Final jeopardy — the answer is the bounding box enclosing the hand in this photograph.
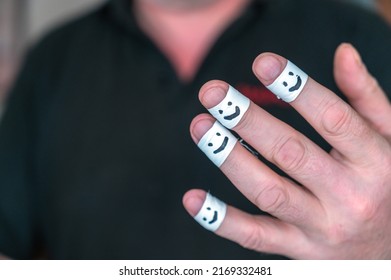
[183,43,391,259]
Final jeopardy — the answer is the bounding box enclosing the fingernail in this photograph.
[201,86,228,109]
[254,55,285,85]
[350,44,363,68]
[194,192,227,232]
[191,117,215,143]
[183,190,206,217]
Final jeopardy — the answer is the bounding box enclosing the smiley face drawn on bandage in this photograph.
[207,132,228,154]
[218,101,241,121]
[282,71,302,92]
[202,206,219,225]
[198,121,237,167]
[266,60,309,103]
[208,86,250,129]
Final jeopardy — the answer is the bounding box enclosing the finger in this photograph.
[334,43,391,136]
[199,81,341,198]
[253,53,388,166]
[182,189,309,258]
[190,114,324,228]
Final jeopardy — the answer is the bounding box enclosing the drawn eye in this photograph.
[289,72,294,76]
[283,82,288,87]
[202,207,212,221]
[207,133,222,148]
[228,101,232,106]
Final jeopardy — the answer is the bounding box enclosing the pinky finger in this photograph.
[182,189,308,258]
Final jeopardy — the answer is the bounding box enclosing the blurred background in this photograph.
[0,0,105,115]
[0,0,390,116]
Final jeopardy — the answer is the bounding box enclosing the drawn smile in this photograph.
[223,106,240,120]
[213,136,229,154]
[208,211,218,224]
[289,75,302,92]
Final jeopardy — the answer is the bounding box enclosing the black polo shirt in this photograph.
[1,0,391,259]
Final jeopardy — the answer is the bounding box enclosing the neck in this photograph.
[377,0,391,25]
[133,0,251,82]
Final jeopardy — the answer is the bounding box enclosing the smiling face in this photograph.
[266,60,309,103]
[202,206,219,224]
[282,71,302,92]
[209,86,250,129]
[207,131,229,154]
[198,121,238,167]
[218,101,241,121]
[194,193,227,232]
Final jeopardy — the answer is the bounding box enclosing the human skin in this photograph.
[183,43,391,259]
[139,0,222,10]
[133,0,250,81]
[377,0,391,25]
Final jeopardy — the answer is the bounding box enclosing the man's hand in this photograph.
[183,43,391,259]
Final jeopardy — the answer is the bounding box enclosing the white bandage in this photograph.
[208,85,250,129]
[197,121,237,167]
[266,60,308,102]
[194,192,227,232]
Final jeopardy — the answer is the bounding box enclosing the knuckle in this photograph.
[240,223,266,251]
[320,98,369,141]
[324,197,377,246]
[254,182,289,215]
[271,135,309,175]
[321,98,354,137]
[351,196,378,222]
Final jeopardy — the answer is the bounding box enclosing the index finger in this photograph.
[252,53,388,166]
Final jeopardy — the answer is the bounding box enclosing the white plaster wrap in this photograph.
[266,60,308,102]
[197,121,237,167]
[194,192,227,232]
[208,85,250,129]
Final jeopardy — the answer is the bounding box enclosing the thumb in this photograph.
[334,43,391,136]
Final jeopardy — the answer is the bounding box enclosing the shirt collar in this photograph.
[106,0,267,35]
[106,0,140,35]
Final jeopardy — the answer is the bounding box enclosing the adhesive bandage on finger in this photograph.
[266,60,309,102]
[198,121,238,167]
[208,85,250,129]
[194,192,227,232]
